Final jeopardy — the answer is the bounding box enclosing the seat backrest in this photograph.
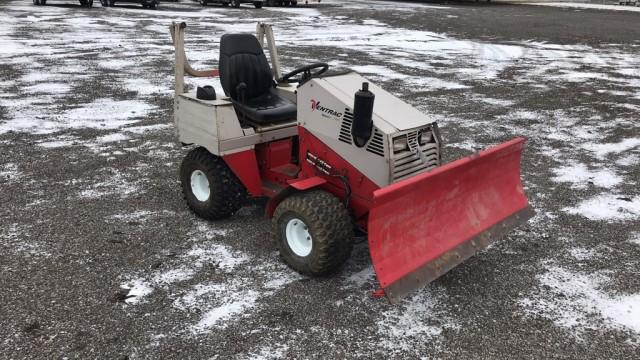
[219,33,273,100]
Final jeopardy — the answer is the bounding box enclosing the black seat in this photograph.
[219,33,296,124]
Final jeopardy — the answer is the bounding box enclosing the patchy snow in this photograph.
[123,124,171,134]
[564,194,640,221]
[630,232,640,246]
[185,244,249,271]
[478,96,516,107]
[0,163,22,181]
[569,247,597,261]
[377,287,456,351]
[22,82,71,94]
[96,133,131,143]
[64,99,156,130]
[121,279,154,305]
[191,289,260,333]
[124,78,170,96]
[240,344,289,360]
[520,265,640,334]
[615,153,639,167]
[525,2,640,14]
[343,266,375,289]
[582,138,640,159]
[551,162,623,189]
[79,172,142,199]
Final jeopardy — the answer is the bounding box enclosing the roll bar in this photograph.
[169,21,284,98]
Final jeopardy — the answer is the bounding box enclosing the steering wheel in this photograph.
[278,63,329,84]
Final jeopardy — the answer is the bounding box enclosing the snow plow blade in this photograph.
[368,137,534,303]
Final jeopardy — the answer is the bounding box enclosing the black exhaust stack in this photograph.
[351,82,375,148]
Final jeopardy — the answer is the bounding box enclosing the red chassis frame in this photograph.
[222,126,380,230]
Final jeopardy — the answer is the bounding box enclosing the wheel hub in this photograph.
[285,218,312,257]
[190,170,210,202]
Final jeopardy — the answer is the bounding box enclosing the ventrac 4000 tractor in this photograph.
[169,23,534,302]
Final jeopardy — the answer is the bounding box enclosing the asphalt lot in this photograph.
[1,0,639,359]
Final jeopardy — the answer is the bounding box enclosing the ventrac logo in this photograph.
[310,99,342,118]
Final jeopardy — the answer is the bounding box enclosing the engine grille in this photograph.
[391,129,440,182]
[339,109,385,157]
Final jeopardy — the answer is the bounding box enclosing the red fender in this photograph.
[223,150,262,197]
[265,177,327,218]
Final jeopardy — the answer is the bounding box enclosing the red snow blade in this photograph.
[368,137,534,303]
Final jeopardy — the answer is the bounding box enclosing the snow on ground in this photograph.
[525,2,640,13]
[520,264,640,334]
[551,161,623,189]
[1,0,639,357]
[0,163,22,182]
[564,194,640,221]
[377,287,457,352]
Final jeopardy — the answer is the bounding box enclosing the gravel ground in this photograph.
[1,1,639,359]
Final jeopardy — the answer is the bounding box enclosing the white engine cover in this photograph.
[297,72,439,187]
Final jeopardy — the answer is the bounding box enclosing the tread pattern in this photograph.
[180,147,246,220]
[273,190,353,276]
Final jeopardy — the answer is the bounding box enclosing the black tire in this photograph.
[231,0,240,7]
[148,1,157,8]
[109,0,115,6]
[33,0,39,5]
[100,0,107,5]
[87,0,94,7]
[41,0,46,4]
[291,0,296,5]
[254,1,262,8]
[221,1,229,6]
[199,0,207,5]
[180,147,245,220]
[273,190,353,276]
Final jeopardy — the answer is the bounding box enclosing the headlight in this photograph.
[392,137,408,152]
[418,131,432,145]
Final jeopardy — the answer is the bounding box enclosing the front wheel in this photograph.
[100,0,108,6]
[199,0,207,5]
[254,1,262,8]
[180,147,246,220]
[231,0,240,7]
[273,191,354,276]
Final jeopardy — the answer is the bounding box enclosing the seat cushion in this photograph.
[233,92,297,124]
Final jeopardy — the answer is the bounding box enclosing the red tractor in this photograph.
[170,23,533,302]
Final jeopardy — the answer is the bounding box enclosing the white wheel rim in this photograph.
[190,170,210,202]
[285,218,312,257]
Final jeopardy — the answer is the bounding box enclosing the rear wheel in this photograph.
[180,147,246,220]
[254,1,262,8]
[199,0,207,5]
[33,0,40,5]
[100,0,108,6]
[273,191,354,276]
[231,0,240,7]
[109,0,115,6]
[221,1,229,6]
